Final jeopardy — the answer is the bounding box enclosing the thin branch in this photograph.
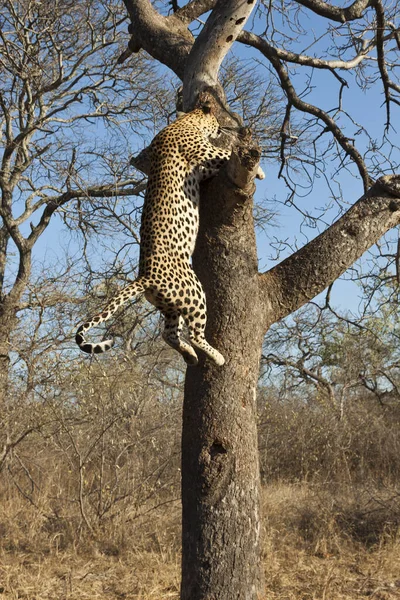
[372,0,391,131]
[238,31,371,190]
[263,352,337,409]
[175,0,218,24]
[238,31,371,70]
[0,427,35,471]
[278,102,292,179]
[294,0,372,23]
[26,181,146,247]
[260,176,400,326]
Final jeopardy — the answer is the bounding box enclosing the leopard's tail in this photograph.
[75,279,147,354]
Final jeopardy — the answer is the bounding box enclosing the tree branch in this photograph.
[0,190,27,254]
[121,0,193,78]
[260,175,400,326]
[0,426,36,471]
[182,0,258,109]
[238,30,371,190]
[26,181,146,247]
[294,0,372,22]
[264,353,337,410]
[372,0,392,130]
[238,31,371,70]
[175,0,218,24]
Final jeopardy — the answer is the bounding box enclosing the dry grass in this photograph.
[1,483,400,599]
[0,484,182,599]
[0,550,180,599]
[0,500,182,600]
[261,484,400,599]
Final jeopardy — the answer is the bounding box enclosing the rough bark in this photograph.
[0,302,16,405]
[294,0,371,22]
[181,143,265,599]
[122,0,193,78]
[0,187,31,404]
[122,0,259,117]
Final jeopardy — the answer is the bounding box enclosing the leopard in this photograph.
[75,101,264,366]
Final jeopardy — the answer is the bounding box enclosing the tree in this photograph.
[0,0,177,491]
[262,299,400,421]
[115,0,400,597]
[0,0,170,404]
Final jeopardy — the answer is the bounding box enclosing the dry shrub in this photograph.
[258,394,400,484]
[262,483,400,552]
[2,479,400,599]
[0,354,183,552]
[261,483,400,600]
[0,487,181,599]
[2,360,400,598]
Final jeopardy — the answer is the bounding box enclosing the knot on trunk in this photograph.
[199,439,233,504]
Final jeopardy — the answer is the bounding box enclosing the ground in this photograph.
[0,484,399,599]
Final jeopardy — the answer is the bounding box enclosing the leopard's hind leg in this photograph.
[186,319,225,366]
[162,313,199,366]
[180,271,225,367]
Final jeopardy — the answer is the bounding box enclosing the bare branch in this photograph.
[26,181,146,247]
[294,0,372,22]
[182,0,258,108]
[0,426,36,471]
[260,175,400,325]
[264,352,337,410]
[238,30,372,190]
[0,189,27,254]
[238,31,371,71]
[121,0,193,77]
[372,0,391,131]
[175,0,218,24]
[278,102,292,179]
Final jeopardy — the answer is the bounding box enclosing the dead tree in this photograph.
[0,0,172,478]
[0,0,167,402]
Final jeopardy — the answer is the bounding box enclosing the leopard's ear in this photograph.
[196,89,216,113]
[201,102,212,115]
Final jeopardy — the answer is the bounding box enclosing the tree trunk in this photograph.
[181,147,265,599]
[0,302,16,405]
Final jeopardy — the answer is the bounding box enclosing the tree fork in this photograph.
[181,142,265,599]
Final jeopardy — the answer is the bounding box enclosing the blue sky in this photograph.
[26,1,400,318]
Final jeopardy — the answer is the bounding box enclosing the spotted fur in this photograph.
[76,104,232,366]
